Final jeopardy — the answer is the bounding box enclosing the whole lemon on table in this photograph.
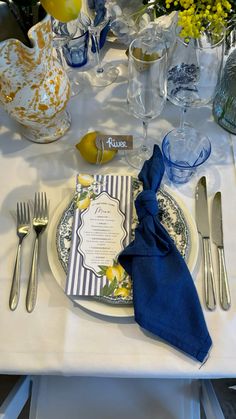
[76,131,117,165]
[41,0,82,22]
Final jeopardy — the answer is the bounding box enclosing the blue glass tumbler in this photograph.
[63,30,89,68]
[162,127,211,184]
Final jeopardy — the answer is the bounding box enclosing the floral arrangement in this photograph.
[110,0,236,41]
[140,0,235,38]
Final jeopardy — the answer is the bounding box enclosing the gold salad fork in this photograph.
[26,192,48,313]
[9,202,30,311]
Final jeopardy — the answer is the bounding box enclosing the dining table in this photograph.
[0,42,236,382]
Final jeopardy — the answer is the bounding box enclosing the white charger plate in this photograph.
[47,187,199,318]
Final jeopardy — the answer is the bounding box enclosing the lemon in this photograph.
[131,47,160,73]
[114,287,130,298]
[77,195,90,210]
[116,264,125,281]
[76,131,117,165]
[77,174,94,187]
[41,0,82,22]
[105,266,121,282]
[132,47,159,62]
[126,280,132,290]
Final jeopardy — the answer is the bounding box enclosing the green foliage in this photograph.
[97,265,108,276]
[78,191,88,201]
[101,278,118,297]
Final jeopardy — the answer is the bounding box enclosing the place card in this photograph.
[96,134,133,150]
[65,174,133,298]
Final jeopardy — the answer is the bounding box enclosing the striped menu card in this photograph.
[65,174,133,298]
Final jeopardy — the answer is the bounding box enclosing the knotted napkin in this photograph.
[118,145,212,362]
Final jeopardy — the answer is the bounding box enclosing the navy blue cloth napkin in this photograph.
[118,145,212,362]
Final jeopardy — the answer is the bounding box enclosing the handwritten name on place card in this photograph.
[96,135,133,150]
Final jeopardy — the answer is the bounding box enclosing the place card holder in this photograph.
[95,134,133,163]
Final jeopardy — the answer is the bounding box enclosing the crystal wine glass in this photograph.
[80,1,119,87]
[126,33,167,169]
[167,23,225,142]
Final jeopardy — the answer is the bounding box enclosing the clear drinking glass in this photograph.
[126,34,167,169]
[167,23,225,140]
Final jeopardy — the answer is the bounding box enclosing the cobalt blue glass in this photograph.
[63,30,89,68]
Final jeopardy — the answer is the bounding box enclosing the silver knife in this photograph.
[195,176,216,310]
[212,192,231,310]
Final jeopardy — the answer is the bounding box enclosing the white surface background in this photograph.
[0,45,236,378]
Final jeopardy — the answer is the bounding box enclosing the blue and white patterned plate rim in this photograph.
[47,186,199,318]
[56,187,190,305]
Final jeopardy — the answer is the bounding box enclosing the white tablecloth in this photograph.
[0,45,236,378]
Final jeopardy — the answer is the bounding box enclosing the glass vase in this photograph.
[213,22,236,134]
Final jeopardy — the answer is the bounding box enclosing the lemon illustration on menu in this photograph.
[106,264,124,282]
[78,174,94,187]
[76,174,94,210]
[99,261,132,299]
[106,264,131,298]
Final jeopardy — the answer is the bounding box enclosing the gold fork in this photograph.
[26,192,48,313]
[9,202,30,311]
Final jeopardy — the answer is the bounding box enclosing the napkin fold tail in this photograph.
[134,305,212,363]
[122,244,213,362]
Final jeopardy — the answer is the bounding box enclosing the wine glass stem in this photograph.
[142,120,149,152]
[179,107,187,131]
[91,33,104,74]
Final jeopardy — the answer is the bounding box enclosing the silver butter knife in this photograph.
[212,192,231,310]
[195,176,216,310]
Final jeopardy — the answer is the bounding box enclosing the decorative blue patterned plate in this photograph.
[56,187,190,305]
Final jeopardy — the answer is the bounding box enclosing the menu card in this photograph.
[65,174,133,299]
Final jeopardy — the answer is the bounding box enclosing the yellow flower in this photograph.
[176,0,232,39]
